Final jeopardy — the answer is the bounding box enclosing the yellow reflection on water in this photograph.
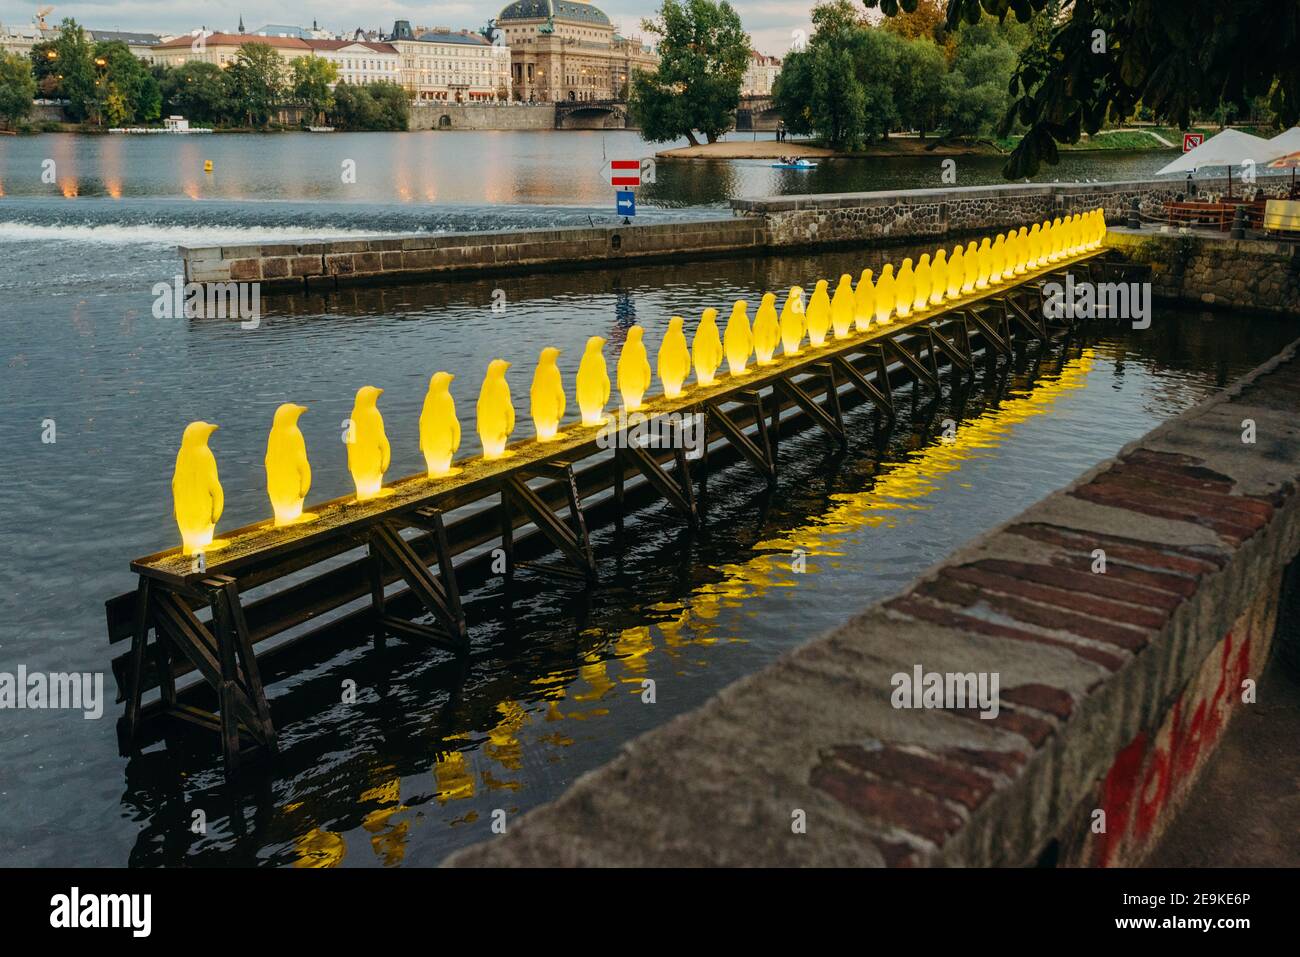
[306,349,1094,858]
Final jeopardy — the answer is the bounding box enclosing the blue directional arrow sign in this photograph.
[616,190,636,217]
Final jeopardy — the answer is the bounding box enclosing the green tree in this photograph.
[46,19,97,122]
[894,35,947,138]
[366,81,410,130]
[161,62,227,124]
[224,42,286,128]
[0,50,37,129]
[95,41,161,123]
[940,19,1017,137]
[290,56,338,125]
[629,0,751,145]
[330,81,409,131]
[866,0,1300,177]
[104,84,130,126]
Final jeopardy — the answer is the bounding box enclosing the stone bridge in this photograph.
[554,99,630,130]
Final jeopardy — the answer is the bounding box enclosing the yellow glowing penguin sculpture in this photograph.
[692,307,724,386]
[831,274,855,338]
[577,335,610,426]
[987,234,1008,282]
[779,286,806,356]
[723,299,753,375]
[962,241,979,293]
[617,325,653,410]
[347,386,391,502]
[975,238,992,290]
[752,292,780,365]
[265,403,312,526]
[929,249,948,307]
[1026,223,1042,269]
[173,421,224,555]
[1094,208,1107,248]
[1070,213,1084,254]
[853,269,875,332]
[912,254,932,313]
[1048,218,1063,261]
[658,316,691,398]
[894,258,915,318]
[476,359,514,460]
[874,263,896,326]
[1012,227,1029,275]
[853,269,874,332]
[805,279,832,347]
[420,372,461,474]
[946,245,964,299]
[529,349,565,442]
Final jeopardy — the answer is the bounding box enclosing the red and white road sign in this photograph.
[602,159,641,188]
[1183,132,1204,152]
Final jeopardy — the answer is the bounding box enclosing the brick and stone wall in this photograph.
[1105,228,1300,316]
[446,339,1300,867]
[736,176,1296,249]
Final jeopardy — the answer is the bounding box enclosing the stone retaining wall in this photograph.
[738,176,1295,249]
[446,339,1300,867]
[408,103,557,131]
[1105,228,1300,316]
[183,218,765,290]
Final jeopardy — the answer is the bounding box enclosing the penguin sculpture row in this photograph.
[170,209,1106,554]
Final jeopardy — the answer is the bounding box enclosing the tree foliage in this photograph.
[291,56,339,124]
[331,81,409,131]
[161,62,227,124]
[0,50,36,129]
[629,0,751,145]
[224,43,287,127]
[865,0,1300,177]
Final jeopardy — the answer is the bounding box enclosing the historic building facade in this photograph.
[494,0,656,102]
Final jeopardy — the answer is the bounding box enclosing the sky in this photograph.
[0,1,817,55]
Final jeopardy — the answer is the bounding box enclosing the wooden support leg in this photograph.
[613,447,626,535]
[210,576,276,751]
[369,523,470,649]
[707,397,776,485]
[124,576,153,742]
[367,540,386,650]
[505,466,598,581]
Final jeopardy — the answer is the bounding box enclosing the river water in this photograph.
[1,130,1294,867]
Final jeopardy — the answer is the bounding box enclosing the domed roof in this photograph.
[498,1,612,26]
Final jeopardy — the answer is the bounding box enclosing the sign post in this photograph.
[603,159,643,223]
[616,191,636,218]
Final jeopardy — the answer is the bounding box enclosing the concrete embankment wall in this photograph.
[181,175,1296,292]
[446,341,1300,867]
[408,103,557,131]
[1105,228,1300,316]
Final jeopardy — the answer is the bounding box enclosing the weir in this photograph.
[107,242,1137,776]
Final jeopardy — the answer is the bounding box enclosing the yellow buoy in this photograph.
[265,403,313,526]
[779,286,805,356]
[873,263,895,326]
[929,249,948,306]
[576,335,610,425]
[657,315,690,398]
[173,421,223,555]
[616,326,652,410]
[529,348,565,442]
[203,160,213,173]
[752,292,780,365]
[830,274,855,338]
[692,307,723,386]
[894,258,914,318]
[912,253,931,313]
[723,299,753,375]
[805,279,831,347]
[853,268,874,332]
[476,359,514,460]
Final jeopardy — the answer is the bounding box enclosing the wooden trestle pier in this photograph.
[106,246,1134,776]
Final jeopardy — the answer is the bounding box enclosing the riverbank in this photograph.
[659,137,1000,160]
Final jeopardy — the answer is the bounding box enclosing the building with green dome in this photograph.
[494,0,656,102]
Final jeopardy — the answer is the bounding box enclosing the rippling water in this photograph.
[1,130,1293,867]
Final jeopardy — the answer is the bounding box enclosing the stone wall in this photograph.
[1105,228,1300,316]
[446,340,1300,867]
[408,103,557,131]
[736,176,1296,249]
[183,218,765,290]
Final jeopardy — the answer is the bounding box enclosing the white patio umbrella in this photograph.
[1263,127,1300,195]
[1156,128,1274,197]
